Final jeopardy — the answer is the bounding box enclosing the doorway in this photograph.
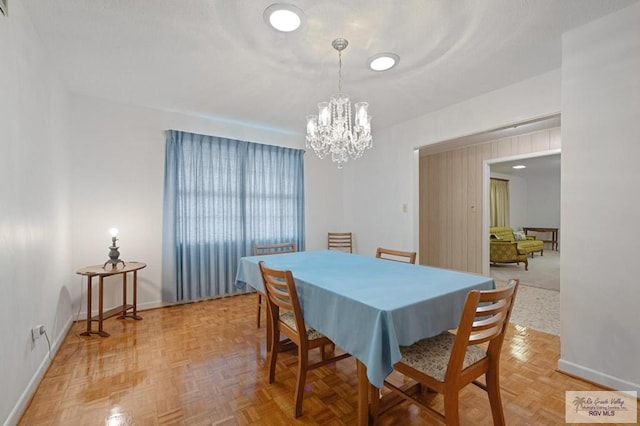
[483,152,561,279]
[484,152,561,334]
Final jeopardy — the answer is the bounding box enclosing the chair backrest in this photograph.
[446,279,519,380]
[254,242,297,256]
[375,247,417,264]
[328,232,352,253]
[258,261,306,340]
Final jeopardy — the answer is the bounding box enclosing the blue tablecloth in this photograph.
[235,250,494,388]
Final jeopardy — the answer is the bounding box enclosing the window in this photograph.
[162,130,305,302]
[490,178,510,227]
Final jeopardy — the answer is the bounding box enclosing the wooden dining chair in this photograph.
[254,242,297,256]
[258,261,351,418]
[327,232,353,253]
[375,247,417,264]
[381,279,519,425]
[253,242,297,328]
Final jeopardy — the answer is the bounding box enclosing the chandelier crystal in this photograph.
[306,38,372,169]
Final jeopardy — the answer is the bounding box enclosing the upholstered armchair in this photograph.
[490,226,543,258]
[490,240,529,270]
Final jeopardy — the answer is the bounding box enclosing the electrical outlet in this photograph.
[31,324,45,340]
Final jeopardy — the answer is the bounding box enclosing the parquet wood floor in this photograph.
[18,293,637,425]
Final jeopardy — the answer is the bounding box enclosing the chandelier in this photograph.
[306,38,372,169]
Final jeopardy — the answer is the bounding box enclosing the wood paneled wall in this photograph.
[419,127,560,272]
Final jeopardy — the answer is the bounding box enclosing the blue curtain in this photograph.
[162,130,305,302]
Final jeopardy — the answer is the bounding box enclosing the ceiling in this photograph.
[23,0,637,135]
[491,153,561,178]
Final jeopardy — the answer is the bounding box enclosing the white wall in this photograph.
[341,125,417,256]
[526,168,561,232]
[559,3,640,392]
[343,69,561,258]
[0,2,73,424]
[68,95,344,312]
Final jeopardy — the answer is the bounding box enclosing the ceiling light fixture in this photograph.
[368,53,400,71]
[306,38,372,169]
[512,165,526,169]
[263,4,303,32]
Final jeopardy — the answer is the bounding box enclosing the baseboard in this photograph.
[76,297,252,319]
[558,359,640,394]
[77,299,164,319]
[4,316,74,426]
[137,300,164,311]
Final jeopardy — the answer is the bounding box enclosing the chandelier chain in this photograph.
[338,50,342,93]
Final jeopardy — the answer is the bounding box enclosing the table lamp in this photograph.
[103,227,126,269]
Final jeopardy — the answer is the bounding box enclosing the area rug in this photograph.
[490,249,560,291]
[508,284,559,335]
[491,248,560,335]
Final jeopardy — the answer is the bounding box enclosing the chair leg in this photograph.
[256,293,262,328]
[486,367,506,426]
[320,343,336,360]
[294,347,309,418]
[443,389,460,426]
[267,328,279,384]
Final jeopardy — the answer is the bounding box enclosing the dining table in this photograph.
[235,249,494,424]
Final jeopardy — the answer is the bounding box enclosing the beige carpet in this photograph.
[490,249,559,291]
[492,249,560,335]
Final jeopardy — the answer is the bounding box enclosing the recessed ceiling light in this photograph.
[263,4,303,32]
[512,165,526,169]
[368,53,400,71]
